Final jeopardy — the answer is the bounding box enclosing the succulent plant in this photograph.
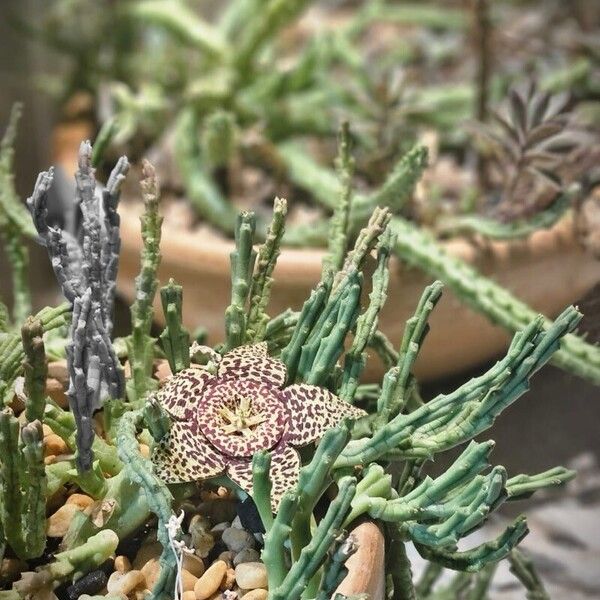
[151,342,365,510]
[0,131,595,600]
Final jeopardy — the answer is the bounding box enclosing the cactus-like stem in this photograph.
[21,317,47,423]
[117,410,177,600]
[246,198,287,343]
[325,121,355,275]
[270,477,357,600]
[175,109,239,236]
[339,228,394,402]
[414,516,529,571]
[336,307,581,467]
[508,548,550,600]
[159,279,190,374]
[201,110,236,169]
[375,282,443,425]
[0,411,46,560]
[390,215,600,384]
[386,527,417,600]
[143,396,172,442]
[128,160,162,404]
[437,190,572,240]
[290,426,351,562]
[506,467,575,499]
[225,211,257,350]
[0,104,35,327]
[13,530,118,595]
[0,303,69,404]
[316,532,359,600]
[252,450,274,533]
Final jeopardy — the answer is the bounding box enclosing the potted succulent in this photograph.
[32,0,600,381]
[1,115,596,598]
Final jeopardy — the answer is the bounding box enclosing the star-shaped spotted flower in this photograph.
[151,343,366,510]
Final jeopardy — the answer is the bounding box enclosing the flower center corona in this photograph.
[218,396,266,437]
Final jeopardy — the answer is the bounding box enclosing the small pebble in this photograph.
[114,555,132,573]
[65,569,107,600]
[183,553,205,578]
[47,504,83,537]
[237,497,265,534]
[217,551,234,565]
[181,568,198,592]
[194,560,228,600]
[210,522,230,539]
[233,548,260,566]
[220,567,235,590]
[45,377,68,408]
[139,443,150,458]
[141,558,161,590]
[197,499,237,523]
[234,563,267,590]
[106,569,145,595]
[182,592,196,600]
[0,558,26,582]
[222,528,255,553]
[242,590,268,600]
[44,433,69,457]
[133,541,163,569]
[231,516,243,529]
[66,493,94,511]
[190,515,216,558]
[47,359,68,385]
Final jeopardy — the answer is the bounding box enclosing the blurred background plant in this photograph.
[7,0,599,237]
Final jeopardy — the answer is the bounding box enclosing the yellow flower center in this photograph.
[219,396,266,437]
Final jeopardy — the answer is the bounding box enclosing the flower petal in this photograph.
[283,384,367,446]
[152,422,225,483]
[218,343,286,388]
[228,444,300,512]
[156,367,212,421]
[268,444,301,512]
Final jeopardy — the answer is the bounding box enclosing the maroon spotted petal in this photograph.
[228,443,300,511]
[151,422,226,483]
[283,383,367,446]
[218,342,287,388]
[266,444,301,511]
[157,367,212,421]
[196,378,287,458]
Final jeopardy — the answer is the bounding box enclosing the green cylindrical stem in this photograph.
[21,317,47,423]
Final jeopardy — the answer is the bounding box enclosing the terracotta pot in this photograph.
[116,202,599,381]
[336,521,386,599]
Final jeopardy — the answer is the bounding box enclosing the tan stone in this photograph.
[234,563,267,590]
[44,433,69,457]
[133,541,163,569]
[47,503,82,537]
[106,569,145,595]
[182,592,196,600]
[47,360,68,385]
[139,443,150,458]
[0,558,26,582]
[45,377,68,408]
[181,568,198,592]
[141,558,161,590]
[217,551,234,565]
[194,560,228,600]
[242,590,268,600]
[220,568,235,591]
[183,554,205,578]
[154,359,172,383]
[114,555,132,573]
[66,493,94,511]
